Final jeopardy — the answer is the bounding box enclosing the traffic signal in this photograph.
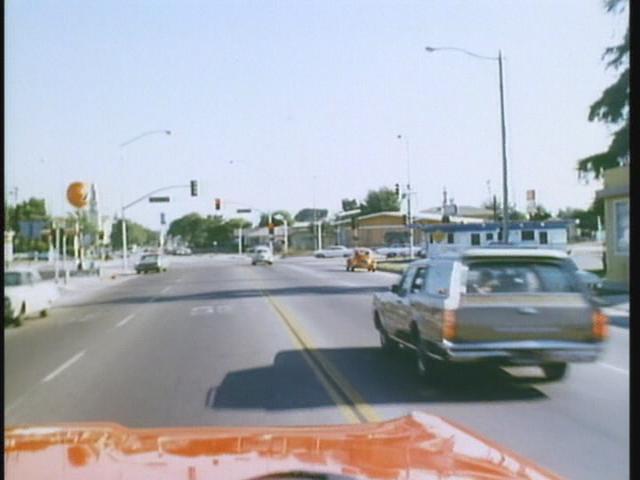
[268,223,275,235]
[215,198,221,210]
[160,213,166,225]
[190,180,198,197]
[351,216,358,230]
[394,183,400,197]
[402,214,408,225]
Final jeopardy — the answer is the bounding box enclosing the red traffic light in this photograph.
[215,198,221,210]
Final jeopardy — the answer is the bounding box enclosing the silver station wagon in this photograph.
[373,248,609,382]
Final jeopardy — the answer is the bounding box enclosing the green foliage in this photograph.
[6,198,49,231]
[529,205,552,221]
[259,210,293,227]
[557,197,604,235]
[341,198,359,211]
[577,1,628,178]
[111,219,159,249]
[359,187,401,216]
[167,213,251,250]
[294,209,328,222]
[5,198,51,252]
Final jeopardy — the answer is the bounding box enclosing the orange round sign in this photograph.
[66,182,89,208]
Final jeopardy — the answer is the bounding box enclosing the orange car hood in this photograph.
[4,411,562,479]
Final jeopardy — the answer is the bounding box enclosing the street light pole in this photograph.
[119,129,171,270]
[425,46,510,242]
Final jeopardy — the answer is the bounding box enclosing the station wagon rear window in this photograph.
[465,261,580,294]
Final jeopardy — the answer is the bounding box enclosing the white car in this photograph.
[251,246,274,265]
[375,244,420,258]
[4,267,60,326]
[313,245,352,258]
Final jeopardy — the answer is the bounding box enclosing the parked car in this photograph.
[4,267,60,326]
[175,247,192,256]
[373,248,608,382]
[314,245,352,258]
[251,246,274,265]
[375,243,420,258]
[346,248,377,272]
[135,254,167,274]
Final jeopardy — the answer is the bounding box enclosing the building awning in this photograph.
[596,185,629,200]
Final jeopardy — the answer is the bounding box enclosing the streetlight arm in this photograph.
[425,46,498,61]
[123,184,188,211]
[119,130,172,148]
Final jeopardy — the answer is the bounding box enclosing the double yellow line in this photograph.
[262,291,381,424]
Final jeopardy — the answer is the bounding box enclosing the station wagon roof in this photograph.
[463,248,568,259]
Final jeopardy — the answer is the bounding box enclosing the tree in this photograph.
[294,208,328,222]
[6,198,51,252]
[359,187,400,216]
[577,0,628,178]
[529,205,552,221]
[167,213,252,250]
[557,197,604,236]
[341,198,359,212]
[111,219,159,250]
[258,210,293,227]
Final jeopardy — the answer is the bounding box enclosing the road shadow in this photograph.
[65,285,390,308]
[207,347,547,412]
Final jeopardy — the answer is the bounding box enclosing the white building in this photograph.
[422,221,570,258]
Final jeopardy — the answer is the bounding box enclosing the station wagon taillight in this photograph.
[442,310,457,340]
[592,310,609,340]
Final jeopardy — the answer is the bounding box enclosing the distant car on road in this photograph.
[135,254,167,274]
[174,247,192,256]
[251,246,274,265]
[346,248,377,272]
[373,248,608,382]
[375,243,419,258]
[4,267,59,326]
[314,245,352,258]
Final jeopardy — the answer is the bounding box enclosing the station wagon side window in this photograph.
[398,267,418,296]
[410,267,428,293]
[424,262,453,297]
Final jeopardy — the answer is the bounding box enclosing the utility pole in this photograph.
[498,50,509,243]
[54,223,60,283]
[398,135,414,259]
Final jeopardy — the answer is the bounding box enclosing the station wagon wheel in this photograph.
[379,329,397,353]
[413,329,442,381]
[542,362,568,381]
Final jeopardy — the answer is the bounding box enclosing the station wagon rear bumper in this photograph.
[433,339,604,365]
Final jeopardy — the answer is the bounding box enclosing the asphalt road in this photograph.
[4,255,629,479]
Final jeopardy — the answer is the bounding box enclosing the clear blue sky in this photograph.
[5,0,627,229]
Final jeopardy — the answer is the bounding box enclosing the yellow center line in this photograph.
[259,287,381,424]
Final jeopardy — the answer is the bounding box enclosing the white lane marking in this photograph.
[161,286,172,294]
[116,314,135,328]
[42,350,86,383]
[598,362,629,375]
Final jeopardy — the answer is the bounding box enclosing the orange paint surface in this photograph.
[4,412,563,479]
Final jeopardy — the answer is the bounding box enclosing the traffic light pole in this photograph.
[121,183,192,270]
